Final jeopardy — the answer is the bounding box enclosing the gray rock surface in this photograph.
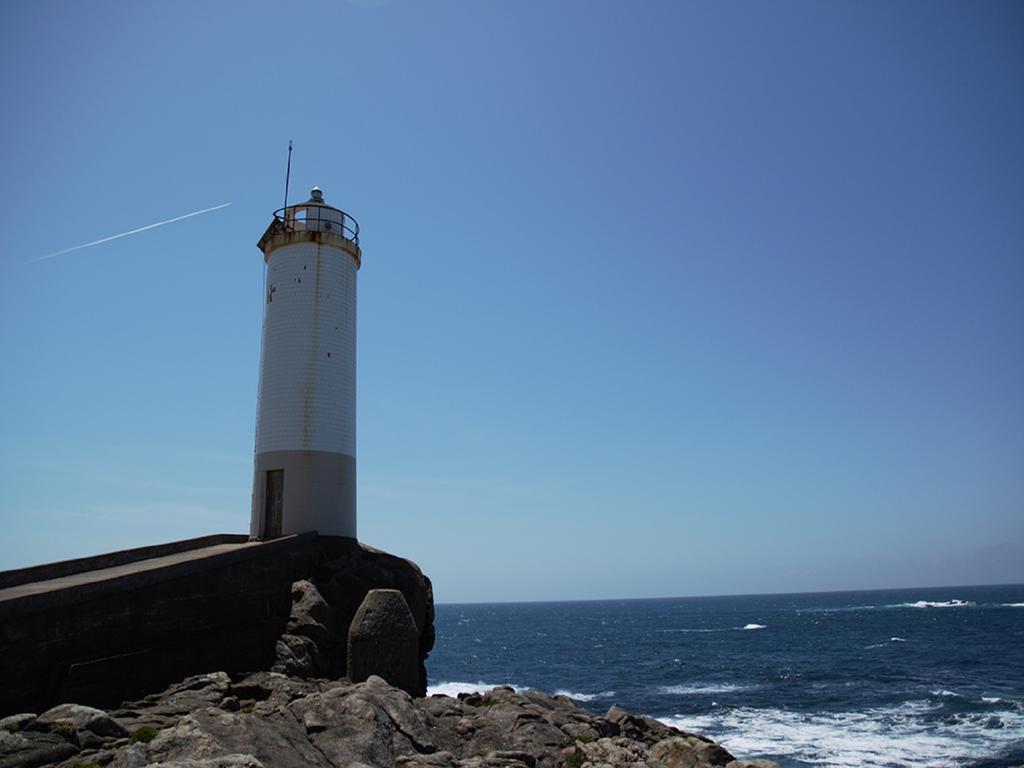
[0,716,35,735]
[0,672,780,768]
[34,703,128,739]
[348,590,420,695]
[0,729,78,768]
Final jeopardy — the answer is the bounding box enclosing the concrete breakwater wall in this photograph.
[0,534,434,717]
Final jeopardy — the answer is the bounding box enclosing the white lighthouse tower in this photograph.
[250,187,361,540]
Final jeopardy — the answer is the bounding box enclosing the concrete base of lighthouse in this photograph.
[250,450,356,540]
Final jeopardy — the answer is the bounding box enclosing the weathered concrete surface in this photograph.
[0,535,435,718]
[0,542,255,603]
[0,534,249,592]
[0,534,319,717]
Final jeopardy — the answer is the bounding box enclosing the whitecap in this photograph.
[981,696,1023,709]
[930,689,961,698]
[553,689,615,702]
[659,683,754,695]
[1002,602,1024,607]
[867,636,908,649]
[658,628,729,633]
[661,624,766,633]
[900,599,972,609]
[427,681,520,697]
[797,604,885,614]
[657,699,1024,768]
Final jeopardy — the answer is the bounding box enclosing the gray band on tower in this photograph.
[251,450,356,539]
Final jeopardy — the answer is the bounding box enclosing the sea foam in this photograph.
[658,698,1024,768]
[553,689,616,702]
[658,683,755,695]
[900,599,972,609]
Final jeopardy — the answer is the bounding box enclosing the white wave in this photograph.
[426,681,520,697]
[900,599,973,609]
[797,604,886,614]
[659,683,754,695]
[658,699,1024,768]
[930,689,961,699]
[1003,602,1024,607]
[658,628,730,633]
[659,625,766,633]
[553,689,615,702]
[429,682,615,703]
[867,636,909,649]
[981,696,1023,709]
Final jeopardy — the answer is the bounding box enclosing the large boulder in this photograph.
[34,703,128,740]
[347,591,420,696]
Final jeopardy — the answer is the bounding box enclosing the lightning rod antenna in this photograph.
[283,141,293,224]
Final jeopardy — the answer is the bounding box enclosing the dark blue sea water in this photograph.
[426,584,1024,768]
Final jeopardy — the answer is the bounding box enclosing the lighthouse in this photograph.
[250,187,361,540]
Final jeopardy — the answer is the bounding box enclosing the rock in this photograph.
[16,671,760,768]
[604,705,695,747]
[273,633,320,677]
[487,750,537,767]
[146,756,265,767]
[34,703,128,740]
[691,740,736,766]
[650,737,701,768]
[271,581,340,678]
[259,542,434,695]
[570,736,649,767]
[289,580,334,628]
[315,539,435,692]
[0,729,79,768]
[347,590,420,696]
[0,715,35,734]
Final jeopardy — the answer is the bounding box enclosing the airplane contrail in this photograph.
[28,202,233,263]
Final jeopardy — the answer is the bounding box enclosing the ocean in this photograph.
[426,584,1024,768]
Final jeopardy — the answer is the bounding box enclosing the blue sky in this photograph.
[1,0,1021,602]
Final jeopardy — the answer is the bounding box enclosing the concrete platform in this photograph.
[0,541,256,604]
[0,532,319,716]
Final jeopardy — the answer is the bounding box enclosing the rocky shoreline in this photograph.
[0,671,777,768]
